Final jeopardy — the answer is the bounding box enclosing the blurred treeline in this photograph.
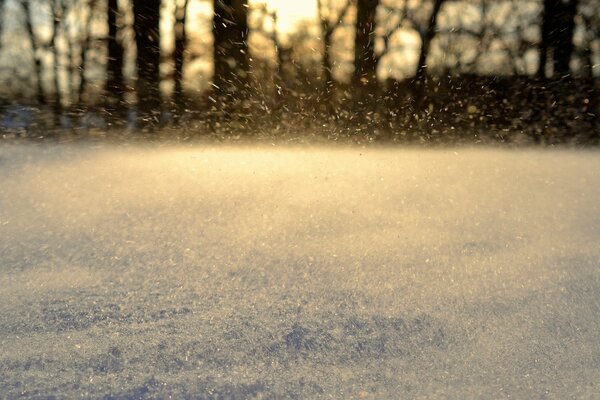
[0,0,598,143]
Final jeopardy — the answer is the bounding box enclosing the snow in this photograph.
[1,143,600,398]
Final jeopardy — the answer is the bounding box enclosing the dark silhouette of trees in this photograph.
[213,0,249,104]
[354,0,379,97]
[414,0,446,104]
[106,0,125,118]
[133,0,161,125]
[539,0,579,78]
[0,0,597,142]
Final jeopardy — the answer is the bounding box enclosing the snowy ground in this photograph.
[1,143,600,399]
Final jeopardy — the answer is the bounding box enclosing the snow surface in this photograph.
[1,143,600,398]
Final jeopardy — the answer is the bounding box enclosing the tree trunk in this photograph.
[316,0,352,107]
[274,46,291,108]
[581,17,594,80]
[553,0,578,77]
[66,30,75,104]
[213,0,249,105]
[414,0,445,106]
[106,0,125,118]
[173,0,189,113]
[322,30,334,99]
[537,0,553,78]
[271,12,287,105]
[354,0,379,98]
[538,0,579,78]
[78,1,96,110]
[0,0,6,50]
[21,0,45,105]
[50,0,62,122]
[133,0,161,126]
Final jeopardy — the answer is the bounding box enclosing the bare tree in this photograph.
[133,0,161,125]
[213,0,250,104]
[21,0,45,105]
[539,0,579,78]
[77,0,98,109]
[60,0,77,105]
[248,3,290,106]
[579,0,599,79]
[49,0,65,118]
[377,0,447,84]
[173,0,189,112]
[106,0,125,116]
[354,0,379,96]
[430,1,539,75]
[538,0,554,77]
[249,7,276,72]
[317,0,353,98]
[0,0,6,50]
[414,0,445,102]
[269,12,294,104]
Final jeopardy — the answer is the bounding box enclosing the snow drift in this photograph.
[1,143,599,398]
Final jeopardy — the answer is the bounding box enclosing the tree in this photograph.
[106,0,125,117]
[49,0,64,118]
[538,0,579,78]
[375,0,447,102]
[248,3,285,105]
[173,0,189,113]
[354,0,379,96]
[213,0,249,104]
[21,0,45,105]
[579,0,600,79]
[317,0,352,100]
[414,0,445,104]
[0,0,5,50]
[430,0,540,76]
[133,0,161,125]
[77,0,97,109]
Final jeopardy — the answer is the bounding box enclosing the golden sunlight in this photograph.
[260,0,319,32]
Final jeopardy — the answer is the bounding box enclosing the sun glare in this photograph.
[185,1,318,37]
[254,0,318,33]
